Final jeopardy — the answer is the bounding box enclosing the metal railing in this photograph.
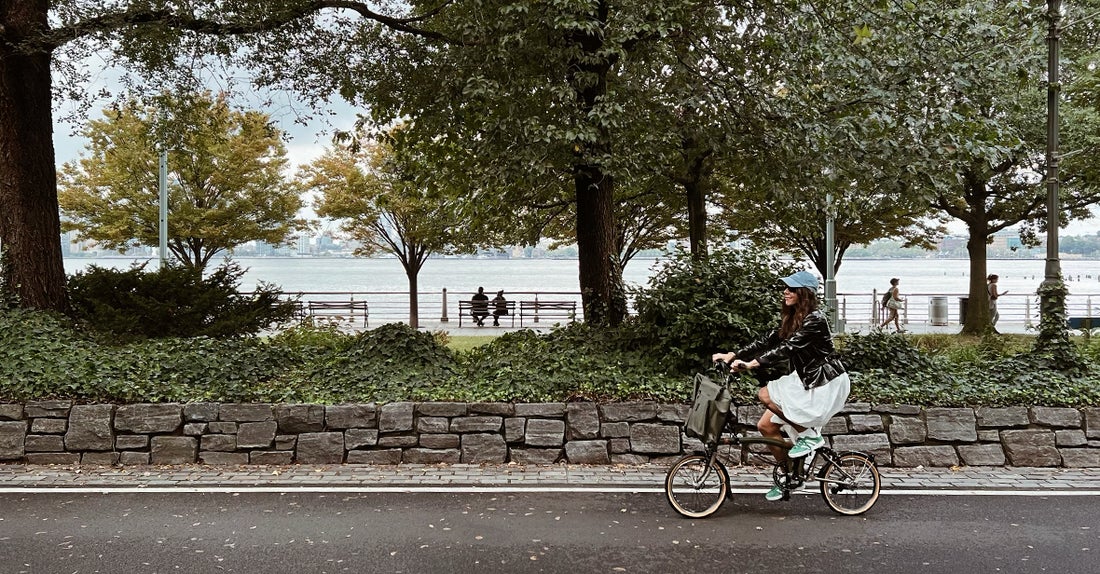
[274,289,1097,331]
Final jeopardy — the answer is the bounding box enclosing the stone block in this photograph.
[658,403,691,424]
[0,404,24,420]
[24,400,71,418]
[276,404,325,433]
[976,407,1029,428]
[1060,449,1100,468]
[183,403,219,422]
[736,405,765,426]
[151,436,198,464]
[887,416,926,445]
[402,448,460,464]
[849,414,884,433]
[840,402,872,414]
[378,435,419,448]
[26,453,80,465]
[821,416,848,436]
[609,437,635,455]
[183,423,208,436]
[515,403,566,417]
[504,418,525,443]
[871,404,921,415]
[201,451,250,465]
[525,419,565,447]
[977,429,1000,442]
[81,452,120,466]
[831,433,892,466]
[612,454,650,465]
[64,404,114,451]
[378,402,415,432]
[957,444,1007,466]
[601,421,630,438]
[416,417,450,434]
[345,429,378,449]
[25,435,64,452]
[629,423,680,455]
[237,421,278,449]
[416,402,466,417]
[567,402,600,440]
[30,418,67,434]
[461,433,508,463]
[219,404,273,422]
[295,432,345,464]
[509,448,562,464]
[469,402,513,416]
[115,435,149,450]
[599,402,657,422]
[119,451,150,465]
[275,435,298,450]
[1055,429,1087,447]
[925,408,977,442]
[209,421,237,434]
[1030,406,1082,428]
[892,446,959,467]
[201,434,237,452]
[451,416,502,433]
[420,434,460,449]
[565,440,610,464]
[250,451,294,465]
[346,449,402,464]
[325,404,377,429]
[1084,407,1100,439]
[1002,429,1061,467]
[115,404,182,434]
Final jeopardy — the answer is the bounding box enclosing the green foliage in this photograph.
[630,245,799,373]
[67,261,299,341]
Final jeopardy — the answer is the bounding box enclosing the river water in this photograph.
[63,256,1100,297]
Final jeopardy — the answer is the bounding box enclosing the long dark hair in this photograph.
[779,287,818,339]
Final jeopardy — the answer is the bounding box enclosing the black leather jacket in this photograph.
[735,310,846,390]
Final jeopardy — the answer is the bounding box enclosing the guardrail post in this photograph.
[1025,296,1033,328]
[533,294,540,323]
[440,288,449,323]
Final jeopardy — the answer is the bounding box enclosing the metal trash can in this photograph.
[929,296,948,326]
[958,297,969,324]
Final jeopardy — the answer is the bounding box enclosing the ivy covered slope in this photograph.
[2,246,1098,406]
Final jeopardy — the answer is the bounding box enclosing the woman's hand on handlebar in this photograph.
[730,359,753,372]
[711,352,735,365]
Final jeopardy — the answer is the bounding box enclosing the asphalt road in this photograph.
[0,491,1096,574]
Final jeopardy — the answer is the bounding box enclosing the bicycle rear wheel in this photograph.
[665,454,729,518]
[818,452,881,515]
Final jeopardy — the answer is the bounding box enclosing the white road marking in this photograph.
[0,486,1097,496]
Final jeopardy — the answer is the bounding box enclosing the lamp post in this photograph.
[1039,0,1065,333]
[825,192,839,331]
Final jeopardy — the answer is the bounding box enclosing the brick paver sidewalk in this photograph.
[1,464,1098,490]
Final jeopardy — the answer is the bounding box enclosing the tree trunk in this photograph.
[574,163,622,326]
[406,266,420,330]
[684,174,708,262]
[961,229,993,335]
[0,1,68,312]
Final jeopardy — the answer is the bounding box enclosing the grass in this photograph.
[445,335,500,353]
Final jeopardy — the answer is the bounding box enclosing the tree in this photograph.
[58,92,303,270]
[0,1,450,312]
[302,131,477,329]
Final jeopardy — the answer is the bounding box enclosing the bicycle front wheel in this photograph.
[818,453,881,515]
[665,454,729,518]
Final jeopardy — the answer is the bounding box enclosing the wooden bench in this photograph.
[519,300,576,326]
[307,300,369,327]
[1068,316,1095,330]
[458,300,516,327]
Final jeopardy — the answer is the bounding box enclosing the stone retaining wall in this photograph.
[1,401,1098,467]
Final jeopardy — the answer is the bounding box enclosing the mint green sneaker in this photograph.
[788,434,825,458]
[765,485,784,501]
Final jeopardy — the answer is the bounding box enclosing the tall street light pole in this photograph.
[1039,0,1065,334]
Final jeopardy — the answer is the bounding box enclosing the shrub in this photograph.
[630,245,799,373]
[67,261,299,341]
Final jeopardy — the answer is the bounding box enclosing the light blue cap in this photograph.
[781,270,819,290]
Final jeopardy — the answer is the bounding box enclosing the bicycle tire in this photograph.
[818,452,881,515]
[665,454,729,518]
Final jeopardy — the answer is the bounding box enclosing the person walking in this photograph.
[711,270,850,502]
[878,277,904,332]
[987,274,1006,326]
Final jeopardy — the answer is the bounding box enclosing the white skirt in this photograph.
[766,370,851,429]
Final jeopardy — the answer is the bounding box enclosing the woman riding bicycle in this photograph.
[711,270,850,502]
